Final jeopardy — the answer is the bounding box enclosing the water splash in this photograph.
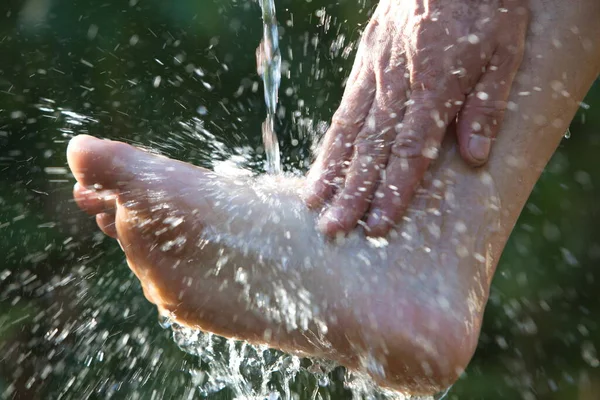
[257,0,282,174]
[164,322,448,400]
[30,98,448,400]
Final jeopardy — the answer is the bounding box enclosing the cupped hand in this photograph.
[304,0,529,237]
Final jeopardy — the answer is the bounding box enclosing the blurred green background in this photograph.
[0,0,599,399]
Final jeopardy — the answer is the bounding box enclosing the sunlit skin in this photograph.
[304,0,530,238]
[66,0,599,395]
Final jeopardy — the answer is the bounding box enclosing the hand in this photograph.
[304,0,529,237]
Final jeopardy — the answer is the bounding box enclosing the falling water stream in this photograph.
[257,0,282,174]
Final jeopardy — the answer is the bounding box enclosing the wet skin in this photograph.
[305,0,530,238]
[68,134,495,394]
[67,0,599,395]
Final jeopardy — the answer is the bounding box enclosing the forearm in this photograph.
[487,0,600,252]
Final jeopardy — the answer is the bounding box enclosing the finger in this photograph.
[366,91,460,237]
[318,107,398,236]
[319,61,408,235]
[304,21,380,208]
[304,67,376,208]
[456,46,524,166]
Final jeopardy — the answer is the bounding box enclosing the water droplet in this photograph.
[87,24,98,40]
[318,374,329,387]
[582,341,600,367]
[476,91,489,101]
[467,34,480,44]
[158,313,173,329]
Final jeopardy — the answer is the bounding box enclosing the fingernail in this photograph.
[318,207,343,232]
[468,135,491,163]
[366,208,383,229]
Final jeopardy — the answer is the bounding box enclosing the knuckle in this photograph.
[409,54,446,92]
[326,132,346,151]
[500,48,524,68]
[391,130,425,158]
[386,190,404,208]
[404,90,444,113]
[493,41,526,69]
[331,112,363,130]
[374,93,407,118]
[359,19,380,48]
[474,101,506,117]
[411,69,442,92]
[353,127,396,164]
[347,185,372,203]
[391,129,441,160]
[336,190,367,213]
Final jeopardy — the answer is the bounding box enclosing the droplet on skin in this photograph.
[476,92,489,101]
[451,68,466,77]
[454,221,467,233]
[474,253,486,263]
[467,34,480,44]
[163,216,184,228]
[436,296,450,310]
[154,227,168,236]
[533,114,547,126]
[550,80,564,92]
[505,155,524,168]
[456,245,469,258]
[421,146,439,160]
[160,235,187,252]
